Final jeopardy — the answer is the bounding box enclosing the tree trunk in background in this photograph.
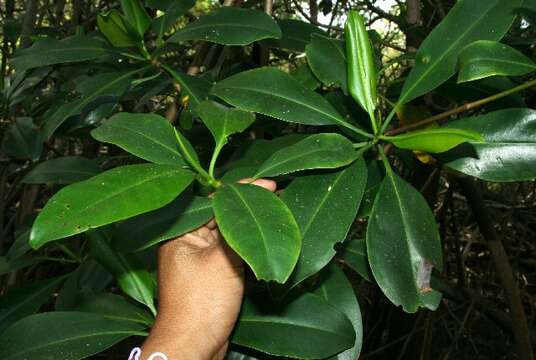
[0,0,15,89]
[71,0,83,29]
[405,0,422,52]
[309,0,318,23]
[20,0,38,48]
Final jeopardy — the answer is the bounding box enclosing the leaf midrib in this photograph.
[239,317,347,338]
[214,84,344,125]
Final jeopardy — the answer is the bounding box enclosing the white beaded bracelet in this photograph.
[129,347,169,360]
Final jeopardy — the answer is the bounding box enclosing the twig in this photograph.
[385,78,536,135]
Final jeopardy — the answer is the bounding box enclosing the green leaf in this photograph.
[254,133,358,178]
[0,312,145,360]
[385,128,484,153]
[314,266,363,360]
[340,239,372,281]
[281,159,367,288]
[1,117,43,161]
[88,230,156,314]
[43,71,134,139]
[345,11,377,119]
[213,183,301,283]
[457,40,536,83]
[22,156,101,184]
[232,293,355,358]
[198,100,256,145]
[151,0,195,42]
[443,108,536,181]
[0,276,66,332]
[74,293,153,326]
[211,67,350,127]
[168,7,281,46]
[268,19,326,52]
[120,0,151,37]
[399,0,523,105]
[10,35,109,72]
[367,171,443,313]
[290,64,320,91]
[30,164,195,248]
[98,10,138,48]
[357,160,383,218]
[164,66,211,112]
[114,194,213,252]
[91,112,186,166]
[306,34,347,93]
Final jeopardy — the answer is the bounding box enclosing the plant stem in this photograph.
[353,141,370,148]
[385,77,536,136]
[56,243,82,263]
[377,144,392,175]
[209,142,225,178]
[344,121,376,139]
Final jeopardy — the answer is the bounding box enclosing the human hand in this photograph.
[140,179,277,360]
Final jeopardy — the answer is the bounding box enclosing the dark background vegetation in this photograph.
[1,0,535,359]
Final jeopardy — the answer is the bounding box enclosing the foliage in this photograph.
[0,0,535,358]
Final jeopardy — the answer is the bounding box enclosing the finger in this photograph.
[239,178,277,192]
[205,218,217,230]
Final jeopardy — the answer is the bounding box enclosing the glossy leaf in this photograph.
[232,293,355,358]
[22,156,101,184]
[0,276,65,332]
[10,35,109,72]
[0,312,145,360]
[458,40,536,83]
[98,10,138,48]
[254,133,358,178]
[168,7,281,46]
[291,64,320,91]
[345,11,377,117]
[198,100,256,145]
[385,128,483,153]
[120,0,151,37]
[213,183,301,283]
[1,117,42,161]
[114,194,213,252]
[269,19,326,52]
[367,171,443,313]
[314,266,363,360]
[92,112,186,166]
[399,0,523,105]
[74,293,153,326]
[212,67,350,127]
[306,34,347,93]
[281,159,367,288]
[88,230,156,314]
[443,108,536,181]
[340,239,372,281]
[43,71,134,139]
[30,164,195,248]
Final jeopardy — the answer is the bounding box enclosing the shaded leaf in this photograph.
[1,117,42,161]
[268,19,326,52]
[213,183,301,283]
[198,100,255,144]
[114,194,213,252]
[168,7,281,46]
[306,34,347,93]
[74,293,153,326]
[0,312,144,360]
[10,35,109,72]
[340,239,371,281]
[120,0,151,37]
[30,164,195,248]
[314,266,363,360]
[88,230,156,314]
[98,10,138,48]
[22,156,101,184]
[232,293,355,358]
[152,0,195,41]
